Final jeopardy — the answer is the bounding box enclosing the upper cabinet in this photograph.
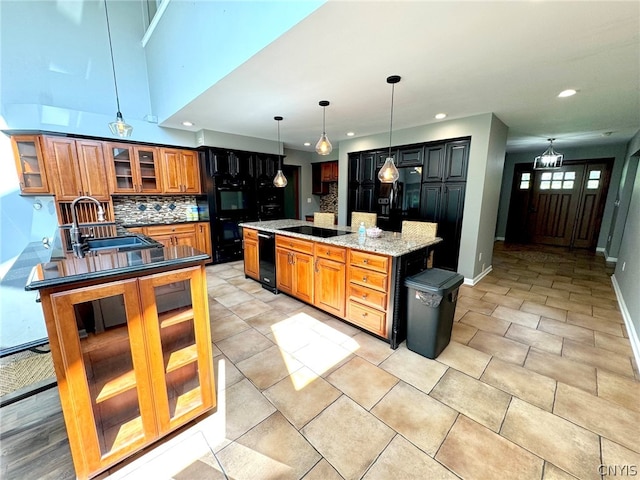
[159,148,201,194]
[43,136,110,201]
[312,160,339,195]
[422,140,469,183]
[105,143,162,194]
[11,135,50,195]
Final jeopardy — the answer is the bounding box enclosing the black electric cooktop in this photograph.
[280,225,353,238]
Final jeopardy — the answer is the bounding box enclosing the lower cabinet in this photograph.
[275,236,313,303]
[134,223,212,263]
[313,244,346,317]
[40,265,215,480]
[243,228,259,280]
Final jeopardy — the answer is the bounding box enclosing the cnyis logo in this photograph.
[598,464,638,476]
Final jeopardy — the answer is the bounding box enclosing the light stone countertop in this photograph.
[239,219,442,257]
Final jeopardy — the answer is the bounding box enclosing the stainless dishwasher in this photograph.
[258,232,278,293]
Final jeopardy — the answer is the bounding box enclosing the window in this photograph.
[587,170,601,189]
[519,172,531,190]
[538,170,576,190]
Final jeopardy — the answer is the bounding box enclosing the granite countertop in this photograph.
[239,219,442,257]
[120,220,205,228]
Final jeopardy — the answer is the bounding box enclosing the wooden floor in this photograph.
[1,242,637,480]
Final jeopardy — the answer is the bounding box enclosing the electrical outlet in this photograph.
[479,252,482,261]
[482,263,486,271]
[307,198,312,203]
[622,261,626,271]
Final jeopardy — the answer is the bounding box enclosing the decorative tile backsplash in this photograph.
[113,196,198,224]
[319,182,338,214]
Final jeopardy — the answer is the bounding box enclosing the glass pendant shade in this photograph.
[109,111,133,138]
[315,133,332,155]
[533,138,563,169]
[378,156,400,183]
[273,168,288,187]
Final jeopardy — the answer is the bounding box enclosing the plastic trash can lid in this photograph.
[404,267,464,293]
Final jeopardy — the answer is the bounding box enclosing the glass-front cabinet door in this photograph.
[106,143,162,194]
[11,135,50,194]
[138,266,214,432]
[48,279,157,477]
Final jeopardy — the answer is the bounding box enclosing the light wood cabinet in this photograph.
[105,143,162,194]
[196,222,212,261]
[11,135,51,194]
[40,265,215,480]
[145,224,198,249]
[243,228,259,280]
[160,148,201,194]
[43,136,110,200]
[275,235,313,303]
[313,244,346,317]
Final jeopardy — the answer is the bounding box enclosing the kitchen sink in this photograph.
[85,235,159,252]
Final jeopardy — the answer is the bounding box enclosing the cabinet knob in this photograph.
[326,250,330,256]
[362,312,368,317]
[363,259,369,264]
[362,293,368,299]
[363,276,368,282]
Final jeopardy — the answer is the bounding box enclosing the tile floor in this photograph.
[2,242,639,480]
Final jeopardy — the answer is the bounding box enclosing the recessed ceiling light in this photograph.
[304,142,311,147]
[435,113,447,120]
[558,89,577,98]
[346,132,355,137]
[182,121,194,127]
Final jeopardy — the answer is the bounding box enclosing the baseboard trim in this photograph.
[495,236,505,241]
[606,256,618,263]
[611,274,640,374]
[464,265,493,286]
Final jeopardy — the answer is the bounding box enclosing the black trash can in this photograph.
[404,268,464,359]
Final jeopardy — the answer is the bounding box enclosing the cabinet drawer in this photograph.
[348,265,388,293]
[276,235,314,255]
[348,284,387,311]
[314,243,346,263]
[243,228,258,241]
[349,250,389,273]
[346,300,386,337]
[147,224,195,236]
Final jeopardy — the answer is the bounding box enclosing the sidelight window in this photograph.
[539,171,576,190]
[587,170,601,189]
[519,172,531,190]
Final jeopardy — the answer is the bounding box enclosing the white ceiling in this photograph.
[161,1,640,154]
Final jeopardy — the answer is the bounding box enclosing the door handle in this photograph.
[315,259,319,273]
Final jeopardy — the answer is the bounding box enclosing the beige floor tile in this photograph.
[216,328,274,363]
[508,267,541,278]
[567,311,625,337]
[236,344,303,390]
[213,354,245,391]
[436,415,543,480]
[545,297,593,316]
[301,396,395,480]
[430,369,511,432]
[208,298,234,319]
[245,309,291,335]
[268,295,308,313]
[456,295,497,315]
[537,317,594,345]
[209,283,241,299]
[600,439,640,476]
[507,288,549,304]
[326,357,398,410]
[267,315,323,353]
[216,412,320,480]
[302,459,344,480]
[459,310,511,335]
[473,282,511,295]
[371,381,457,455]
[590,288,618,301]
[562,340,635,377]
[506,323,563,355]
[530,285,571,299]
[482,357,556,411]
[292,335,354,378]
[569,291,619,308]
[597,369,640,413]
[501,398,600,480]
[435,341,491,379]
[342,331,394,365]
[378,344,448,394]
[210,314,251,343]
[451,321,477,345]
[593,305,623,321]
[492,305,540,329]
[363,435,458,480]
[229,298,273,320]
[313,318,360,342]
[496,278,533,291]
[551,281,592,295]
[453,306,468,322]
[481,291,524,309]
[468,331,529,365]
[524,348,597,394]
[554,382,640,453]
[595,331,634,356]
[542,463,580,480]
[459,285,486,299]
[263,367,341,429]
[215,289,256,308]
[520,301,567,321]
[236,279,269,294]
[251,288,283,303]
[222,378,277,444]
[216,268,243,279]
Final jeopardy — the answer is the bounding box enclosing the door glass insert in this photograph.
[16,140,44,188]
[551,180,562,189]
[519,172,530,189]
[589,170,601,179]
[137,149,158,191]
[112,147,134,190]
[552,172,563,180]
[565,171,576,180]
[541,172,552,180]
[562,180,574,189]
[587,170,601,189]
[540,181,551,190]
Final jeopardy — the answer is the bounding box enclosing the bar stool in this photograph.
[402,220,438,267]
[314,212,335,227]
[351,212,377,228]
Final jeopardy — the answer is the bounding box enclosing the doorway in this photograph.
[282,165,300,219]
[506,159,612,249]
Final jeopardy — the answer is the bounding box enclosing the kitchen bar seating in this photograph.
[402,220,438,268]
[351,211,377,228]
[313,212,335,227]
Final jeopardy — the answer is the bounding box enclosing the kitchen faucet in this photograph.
[70,196,105,257]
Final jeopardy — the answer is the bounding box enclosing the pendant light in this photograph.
[105,0,132,138]
[315,100,332,155]
[378,75,401,183]
[533,138,563,169]
[273,116,288,187]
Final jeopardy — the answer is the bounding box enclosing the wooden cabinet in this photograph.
[105,143,162,194]
[422,140,469,183]
[313,244,346,317]
[312,161,339,195]
[11,135,51,194]
[275,235,313,303]
[346,250,391,337]
[160,148,201,194]
[207,149,254,178]
[243,228,259,280]
[40,265,215,479]
[321,161,338,182]
[196,222,212,260]
[145,224,198,249]
[43,136,110,200]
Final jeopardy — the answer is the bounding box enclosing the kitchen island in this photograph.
[25,230,215,480]
[239,219,442,349]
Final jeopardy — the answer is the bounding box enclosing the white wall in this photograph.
[337,113,507,280]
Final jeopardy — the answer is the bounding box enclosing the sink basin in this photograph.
[85,235,157,252]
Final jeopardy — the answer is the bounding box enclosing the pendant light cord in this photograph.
[322,106,326,135]
[388,82,395,158]
[104,0,121,113]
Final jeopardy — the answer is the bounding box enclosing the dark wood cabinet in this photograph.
[397,146,423,167]
[444,140,469,182]
[208,149,254,178]
[422,144,446,182]
[347,153,378,213]
[256,154,279,181]
[312,160,338,195]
